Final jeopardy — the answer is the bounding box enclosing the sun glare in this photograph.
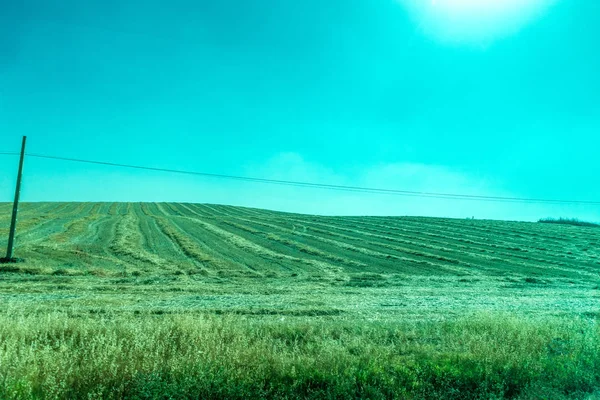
[403,0,556,44]
[430,0,524,16]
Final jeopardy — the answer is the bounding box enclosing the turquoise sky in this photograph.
[1,0,599,220]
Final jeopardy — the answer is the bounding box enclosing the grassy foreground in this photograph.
[1,203,599,398]
[0,310,598,399]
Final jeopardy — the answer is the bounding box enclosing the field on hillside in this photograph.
[0,202,599,399]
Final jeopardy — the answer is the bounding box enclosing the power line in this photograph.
[9,152,597,205]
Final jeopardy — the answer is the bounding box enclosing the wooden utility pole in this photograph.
[3,136,27,262]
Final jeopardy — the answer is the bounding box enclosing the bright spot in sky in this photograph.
[402,0,557,44]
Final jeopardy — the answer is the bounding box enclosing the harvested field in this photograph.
[0,202,599,399]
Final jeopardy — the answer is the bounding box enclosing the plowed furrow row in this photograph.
[215,215,459,275]
[439,218,596,243]
[161,203,186,217]
[220,214,464,272]
[318,217,553,257]
[356,217,545,247]
[273,216,594,278]
[175,204,359,273]
[215,219,368,270]
[119,203,132,215]
[390,217,582,250]
[274,216,480,260]
[48,203,104,244]
[169,217,298,275]
[197,204,229,217]
[109,214,164,268]
[179,203,214,218]
[219,205,266,218]
[153,217,226,274]
[15,203,94,244]
[218,205,259,218]
[137,203,151,216]
[75,214,123,265]
[209,205,236,216]
[29,242,128,271]
[345,217,557,251]
[29,211,128,271]
[264,216,480,259]
[244,217,482,275]
[140,203,163,216]
[96,202,113,215]
[176,215,343,277]
[385,220,600,271]
[1,203,70,232]
[268,218,481,271]
[133,205,185,264]
[107,203,120,215]
[332,218,598,271]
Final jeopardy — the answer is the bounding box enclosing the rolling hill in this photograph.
[1,202,599,282]
[1,203,599,398]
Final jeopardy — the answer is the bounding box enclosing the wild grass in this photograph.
[539,218,600,228]
[0,310,598,399]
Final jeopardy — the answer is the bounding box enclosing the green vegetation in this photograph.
[1,202,599,398]
[539,217,600,228]
[1,311,598,399]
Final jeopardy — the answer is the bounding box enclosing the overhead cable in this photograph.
[15,152,600,205]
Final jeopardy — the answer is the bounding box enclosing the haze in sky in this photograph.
[1,0,599,221]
